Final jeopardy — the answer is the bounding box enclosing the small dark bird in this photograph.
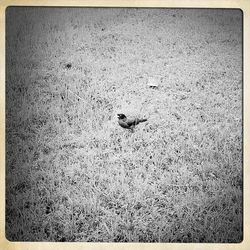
[66,63,72,69]
[117,114,147,132]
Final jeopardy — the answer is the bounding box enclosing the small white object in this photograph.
[147,78,159,88]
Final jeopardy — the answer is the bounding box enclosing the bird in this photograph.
[117,113,147,132]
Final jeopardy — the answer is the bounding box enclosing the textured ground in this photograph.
[6,8,242,242]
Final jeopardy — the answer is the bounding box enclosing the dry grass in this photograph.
[6,8,242,242]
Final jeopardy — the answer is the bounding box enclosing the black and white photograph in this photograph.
[5,7,243,242]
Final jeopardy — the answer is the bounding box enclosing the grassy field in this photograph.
[5,8,242,242]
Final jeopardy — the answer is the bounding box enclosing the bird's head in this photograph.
[117,114,126,120]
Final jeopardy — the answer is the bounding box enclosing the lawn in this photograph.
[5,7,243,242]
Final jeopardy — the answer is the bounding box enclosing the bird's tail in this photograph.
[139,118,147,123]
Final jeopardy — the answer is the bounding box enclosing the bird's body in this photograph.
[117,114,147,131]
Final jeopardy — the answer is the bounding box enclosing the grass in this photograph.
[5,8,242,242]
